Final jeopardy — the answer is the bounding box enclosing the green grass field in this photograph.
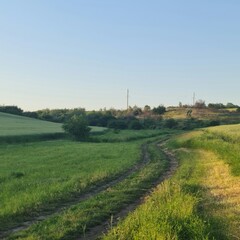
[0,139,143,232]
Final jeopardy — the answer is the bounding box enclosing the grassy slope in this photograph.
[0,140,141,231]
[0,112,106,137]
[177,124,240,175]
[0,112,63,136]
[164,107,240,122]
[104,124,240,240]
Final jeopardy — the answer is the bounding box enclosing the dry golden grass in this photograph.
[200,150,240,239]
[164,108,221,119]
[207,124,240,142]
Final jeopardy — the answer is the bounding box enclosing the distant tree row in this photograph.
[0,106,23,115]
[208,102,239,109]
[124,105,166,116]
[1,102,239,131]
[21,105,167,124]
[24,108,86,122]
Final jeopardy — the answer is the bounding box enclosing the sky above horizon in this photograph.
[1,0,240,111]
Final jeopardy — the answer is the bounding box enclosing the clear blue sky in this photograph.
[1,0,240,111]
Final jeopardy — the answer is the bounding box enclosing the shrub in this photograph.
[208,120,220,126]
[107,120,128,130]
[62,115,90,140]
[142,118,158,129]
[128,120,143,130]
[194,100,206,108]
[152,105,166,115]
[164,118,178,129]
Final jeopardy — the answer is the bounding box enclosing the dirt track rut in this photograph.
[79,142,178,240]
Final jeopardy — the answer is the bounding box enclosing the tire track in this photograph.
[0,144,151,239]
[79,141,178,240]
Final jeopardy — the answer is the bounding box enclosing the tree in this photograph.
[208,103,225,109]
[0,105,23,115]
[62,115,90,140]
[186,108,192,118]
[132,105,142,116]
[164,118,178,128]
[86,111,115,127]
[152,105,166,115]
[194,100,206,108]
[143,105,151,113]
[128,120,143,130]
[107,119,128,130]
[226,103,239,108]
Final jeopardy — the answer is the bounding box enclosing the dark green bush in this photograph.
[128,120,143,130]
[62,115,90,140]
[107,120,128,130]
[164,118,178,129]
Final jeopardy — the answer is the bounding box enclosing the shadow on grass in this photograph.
[0,133,67,144]
[182,183,228,240]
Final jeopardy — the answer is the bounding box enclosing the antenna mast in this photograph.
[193,92,195,106]
[127,89,129,110]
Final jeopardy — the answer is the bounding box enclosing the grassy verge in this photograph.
[8,139,169,240]
[171,124,240,176]
[166,126,240,238]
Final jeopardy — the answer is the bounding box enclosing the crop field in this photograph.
[105,124,240,239]
[0,112,64,136]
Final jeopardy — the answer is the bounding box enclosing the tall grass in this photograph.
[172,124,240,176]
[166,125,240,239]
[104,149,212,240]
